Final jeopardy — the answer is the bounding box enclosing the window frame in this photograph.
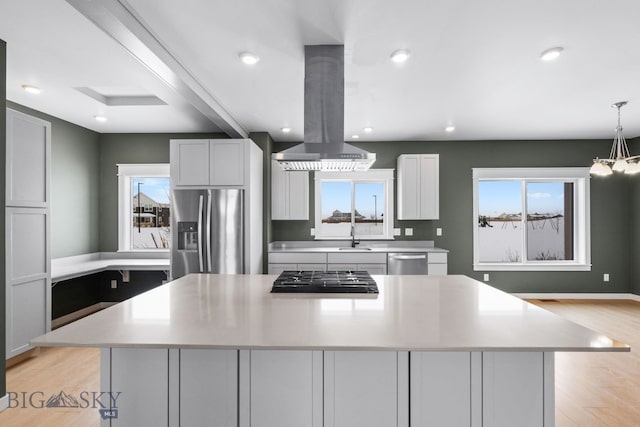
[472,167,591,271]
[117,163,171,253]
[314,169,395,240]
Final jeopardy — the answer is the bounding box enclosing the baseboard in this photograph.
[513,292,640,302]
[0,394,8,412]
[52,302,118,329]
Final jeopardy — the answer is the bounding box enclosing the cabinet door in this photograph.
[6,207,50,358]
[110,348,169,427]
[483,352,544,427]
[6,109,50,207]
[411,352,477,427]
[272,160,309,220]
[397,155,420,220]
[171,139,210,186]
[210,140,244,186]
[418,155,439,219]
[427,263,448,275]
[327,263,358,271]
[358,263,387,274]
[397,154,439,220]
[245,350,323,427]
[297,263,327,271]
[288,170,309,219]
[324,351,408,427]
[271,160,288,219]
[180,349,237,427]
[268,263,297,274]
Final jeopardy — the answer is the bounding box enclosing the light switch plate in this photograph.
[405,228,413,236]
[111,280,118,289]
[604,273,610,282]
[310,228,315,236]
[436,228,443,236]
[393,228,401,236]
[483,274,490,281]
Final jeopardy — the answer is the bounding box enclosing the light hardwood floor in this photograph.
[0,300,637,426]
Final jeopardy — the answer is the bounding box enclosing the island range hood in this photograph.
[272,45,376,172]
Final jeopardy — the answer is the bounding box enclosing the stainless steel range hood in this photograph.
[272,45,376,172]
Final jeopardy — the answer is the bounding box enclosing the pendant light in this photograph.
[590,101,640,176]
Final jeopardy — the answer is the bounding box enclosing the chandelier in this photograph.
[590,101,640,176]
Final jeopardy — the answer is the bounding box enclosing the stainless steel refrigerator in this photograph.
[171,188,243,279]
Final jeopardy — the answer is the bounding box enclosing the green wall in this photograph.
[97,132,226,252]
[631,139,640,295]
[272,139,633,294]
[1,38,7,399]
[248,132,273,273]
[7,101,100,258]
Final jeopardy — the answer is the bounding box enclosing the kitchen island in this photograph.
[32,274,628,427]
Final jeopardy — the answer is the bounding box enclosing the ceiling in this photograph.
[2,0,640,143]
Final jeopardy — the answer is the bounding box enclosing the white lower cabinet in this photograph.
[107,348,169,427]
[483,352,551,427]
[102,349,553,427]
[411,352,481,427]
[241,350,323,427]
[179,349,237,427]
[324,351,408,427]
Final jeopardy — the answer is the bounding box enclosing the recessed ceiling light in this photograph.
[21,84,41,94]
[445,126,456,132]
[390,49,410,63]
[540,47,564,61]
[239,52,259,65]
[352,134,360,139]
[94,115,108,123]
[281,127,291,133]
[363,127,374,133]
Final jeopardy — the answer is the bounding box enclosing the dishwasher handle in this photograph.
[388,254,427,260]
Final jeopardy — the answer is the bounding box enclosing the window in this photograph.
[118,164,171,251]
[472,168,590,271]
[314,169,394,240]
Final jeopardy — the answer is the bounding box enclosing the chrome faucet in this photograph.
[350,225,360,248]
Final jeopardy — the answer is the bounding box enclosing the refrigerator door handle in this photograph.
[206,189,213,272]
[197,194,204,272]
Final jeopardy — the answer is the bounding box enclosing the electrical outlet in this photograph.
[310,228,315,236]
[393,228,401,236]
[111,280,118,289]
[436,228,443,236]
[603,273,610,282]
[483,274,490,282]
[405,228,413,236]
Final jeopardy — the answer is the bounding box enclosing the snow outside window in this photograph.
[117,164,171,252]
[314,169,395,240]
[472,167,591,271]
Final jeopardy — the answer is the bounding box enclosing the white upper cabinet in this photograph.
[397,154,439,220]
[6,109,51,207]
[171,139,245,187]
[271,160,309,220]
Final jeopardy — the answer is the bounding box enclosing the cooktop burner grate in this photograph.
[271,271,378,293]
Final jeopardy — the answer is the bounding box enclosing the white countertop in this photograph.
[52,253,170,282]
[32,274,628,352]
[268,240,448,253]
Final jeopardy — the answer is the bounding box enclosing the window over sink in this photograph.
[472,167,591,271]
[314,169,395,240]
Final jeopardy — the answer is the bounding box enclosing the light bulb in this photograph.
[612,158,628,172]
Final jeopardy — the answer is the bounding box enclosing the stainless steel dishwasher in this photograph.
[387,253,429,275]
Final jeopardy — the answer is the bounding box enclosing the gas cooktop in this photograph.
[271,271,379,294]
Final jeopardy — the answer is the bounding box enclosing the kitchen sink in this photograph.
[338,247,372,251]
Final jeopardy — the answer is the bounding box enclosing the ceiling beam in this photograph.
[66,0,248,138]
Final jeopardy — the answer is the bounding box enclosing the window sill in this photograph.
[473,263,591,272]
